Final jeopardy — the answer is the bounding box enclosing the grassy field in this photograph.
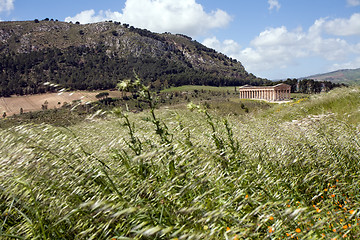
[161,85,239,93]
[0,86,359,239]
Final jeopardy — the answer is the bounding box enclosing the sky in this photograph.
[1,0,360,80]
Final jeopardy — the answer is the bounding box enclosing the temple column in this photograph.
[272,90,275,101]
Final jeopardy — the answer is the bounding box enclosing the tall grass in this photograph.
[264,86,360,124]
[0,86,359,239]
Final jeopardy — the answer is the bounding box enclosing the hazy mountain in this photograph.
[0,20,268,97]
[304,68,360,85]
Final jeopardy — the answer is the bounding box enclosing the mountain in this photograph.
[0,20,268,97]
[304,68,360,85]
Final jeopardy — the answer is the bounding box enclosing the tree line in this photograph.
[275,78,345,94]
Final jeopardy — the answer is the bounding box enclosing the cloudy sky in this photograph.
[1,0,360,79]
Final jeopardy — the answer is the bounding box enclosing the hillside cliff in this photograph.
[0,20,268,97]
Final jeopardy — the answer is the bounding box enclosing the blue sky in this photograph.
[1,0,360,79]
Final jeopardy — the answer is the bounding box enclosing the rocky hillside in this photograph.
[0,20,268,97]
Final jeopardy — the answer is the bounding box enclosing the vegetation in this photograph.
[0,83,359,239]
[0,20,268,97]
[0,85,269,128]
[0,45,267,97]
[274,78,345,94]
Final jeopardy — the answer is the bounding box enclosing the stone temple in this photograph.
[239,83,291,101]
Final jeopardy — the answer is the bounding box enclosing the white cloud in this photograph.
[268,0,281,11]
[322,13,360,36]
[0,0,14,13]
[65,10,109,24]
[347,0,360,6]
[203,37,241,54]
[203,16,359,74]
[65,0,232,37]
[330,57,360,71]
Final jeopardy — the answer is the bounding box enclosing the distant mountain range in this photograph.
[303,68,360,85]
[0,20,269,97]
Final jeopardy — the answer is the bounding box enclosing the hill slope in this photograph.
[0,20,268,97]
[304,68,360,85]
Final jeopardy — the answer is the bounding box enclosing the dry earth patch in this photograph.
[0,91,123,116]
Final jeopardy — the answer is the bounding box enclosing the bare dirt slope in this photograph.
[0,91,122,116]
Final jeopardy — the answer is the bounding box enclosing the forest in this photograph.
[0,45,270,97]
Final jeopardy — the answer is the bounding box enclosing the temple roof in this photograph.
[239,83,291,90]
